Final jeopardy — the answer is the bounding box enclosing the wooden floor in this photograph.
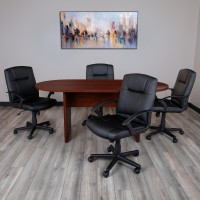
[0,106,200,200]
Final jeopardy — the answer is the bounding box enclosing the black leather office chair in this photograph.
[86,74,157,177]
[146,68,196,143]
[86,63,114,80]
[4,66,57,140]
[82,63,114,126]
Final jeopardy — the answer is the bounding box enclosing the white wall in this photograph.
[0,0,199,101]
[191,4,200,108]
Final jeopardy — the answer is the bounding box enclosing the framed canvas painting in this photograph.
[60,11,138,49]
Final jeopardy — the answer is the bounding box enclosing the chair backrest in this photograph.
[86,63,114,80]
[172,68,196,109]
[116,74,157,125]
[4,66,39,104]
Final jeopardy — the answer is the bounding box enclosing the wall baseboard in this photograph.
[0,102,11,106]
[0,102,63,106]
[188,103,200,114]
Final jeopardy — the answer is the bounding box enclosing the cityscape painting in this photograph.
[60,11,138,49]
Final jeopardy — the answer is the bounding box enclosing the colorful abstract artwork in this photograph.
[60,11,138,49]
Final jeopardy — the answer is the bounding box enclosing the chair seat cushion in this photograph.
[13,97,57,111]
[152,99,185,113]
[87,114,147,140]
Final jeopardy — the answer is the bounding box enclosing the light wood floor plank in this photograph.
[185,166,200,191]
[97,167,116,200]
[79,129,98,200]
[61,125,86,200]
[115,190,134,200]
[61,152,84,200]
[0,106,200,200]
[127,153,153,200]
[43,167,66,200]
[0,167,23,200]
[4,122,56,200]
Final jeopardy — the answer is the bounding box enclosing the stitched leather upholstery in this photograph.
[5,66,38,104]
[153,69,196,113]
[4,66,57,112]
[117,74,158,123]
[86,63,114,80]
[87,74,157,140]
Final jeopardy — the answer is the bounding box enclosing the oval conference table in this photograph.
[36,80,169,143]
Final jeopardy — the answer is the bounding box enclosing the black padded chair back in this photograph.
[4,66,39,104]
[116,74,157,124]
[86,63,114,80]
[172,69,196,109]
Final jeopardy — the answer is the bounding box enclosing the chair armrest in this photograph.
[7,91,33,108]
[155,88,173,101]
[47,92,54,98]
[159,94,187,101]
[7,91,25,101]
[7,91,24,109]
[156,94,188,111]
[122,110,152,126]
[91,99,117,116]
[121,110,152,135]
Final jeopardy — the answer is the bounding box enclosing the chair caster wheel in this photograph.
[103,170,109,178]
[173,138,178,143]
[155,112,160,117]
[146,135,151,140]
[82,120,87,126]
[107,145,113,152]
[133,150,139,157]
[134,167,141,174]
[88,156,95,162]
[46,122,50,126]
[179,130,184,135]
[49,128,54,134]
[26,122,31,126]
[28,135,33,140]
[13,130,18,134]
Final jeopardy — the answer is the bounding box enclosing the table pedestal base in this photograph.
[63,92,140,143]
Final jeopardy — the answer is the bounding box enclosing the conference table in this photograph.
[35,80,168,143]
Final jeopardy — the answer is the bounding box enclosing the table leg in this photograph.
[63,92,71,143]
[134,134,140,142]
